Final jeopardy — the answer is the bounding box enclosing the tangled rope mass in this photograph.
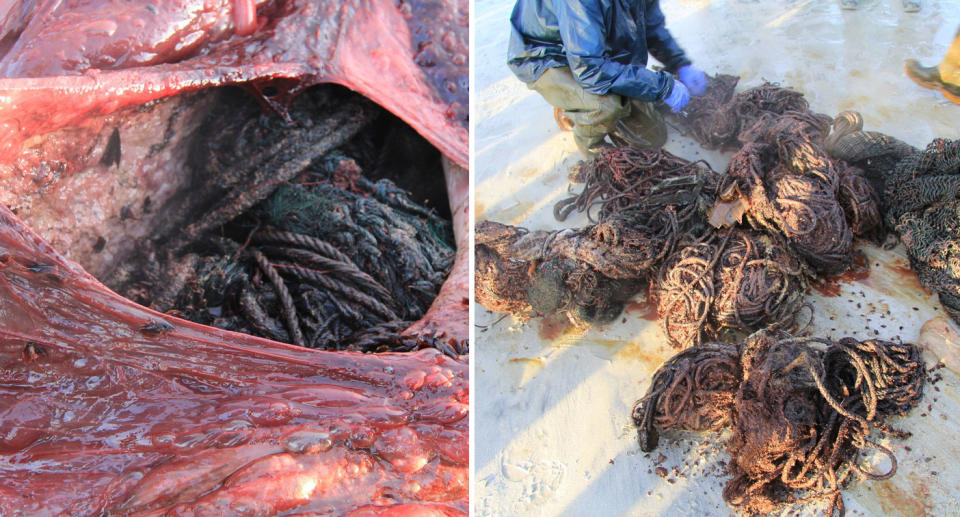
[477,146,731,326]
[511,81,878,341]
[474,72,941,516]
[478,74,947,517]
[160,172,454,353]
[663,78,880,274]
[478,124,841,345]
[475,219,656,326]
[631,342,741,452]
[476,121,849,344]
[632,330,925,516]
[657,229,808,349]
[724,110,865,274]
[662,76,808,150]
[554,146,718,226]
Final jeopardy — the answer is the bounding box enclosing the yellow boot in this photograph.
[905,27,960,104]
[941,27,960,86]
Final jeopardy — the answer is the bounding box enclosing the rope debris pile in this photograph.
[724,109,872,274]
[477,144,813,342]
[476,81,902,349]
[837,161,882,237]
[666,79,881,274]
[476,218,652,326]
[657,229,808,349]
[663,77,806,150]
[174,168,453,352]
[662,73,739,148]
[477,147,726,326]
[632,329,925,516]
[555,146,718,225]
[631,342,741,453]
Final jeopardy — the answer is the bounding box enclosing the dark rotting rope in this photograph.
[275,262,398,322]
[238,282,288,342]
[554,146,717,227]
[662,78,810,150]
[253,229,357,265]
[261,245,391,300]
[631,342,741,452]
[109,88,456,355]
[343,321,467,358]
[172,97,378,251]
[725,131,856,274]
[657,232,728,349]
[665,73,740,148]
[662,77,880,274]
[475,217,673,324]
[223,177,451,349]
[837,163,881,236]
[356,176,447,224]
[249,248,305,346]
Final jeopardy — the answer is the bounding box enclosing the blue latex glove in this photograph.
[678,65,708,96]
[662,81,690,113]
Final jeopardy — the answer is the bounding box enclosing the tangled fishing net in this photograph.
[826,112,960,323]
[632,329,925,516]
[112,90,459,354]
[128,169,454,353]
[477,147,730,325]
[656,229,808,349]
[723,110,867,274]
[662,75,806,150]
[888,140,960,320]
[478,144,816,342]
[662,77,880,274]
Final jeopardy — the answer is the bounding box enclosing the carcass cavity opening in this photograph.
[102,83,454,353]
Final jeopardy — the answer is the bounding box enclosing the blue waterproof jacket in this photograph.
[507,0,691,102]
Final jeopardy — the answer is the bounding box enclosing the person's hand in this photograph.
[663,81,690,113]
[678,65,708,96]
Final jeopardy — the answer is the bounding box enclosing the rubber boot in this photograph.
[573,134,614,161]
[554,107,574,131]
[940,27,960,87]
[609,100,667,150]
[905,27,960,104]
[551,107,614,159]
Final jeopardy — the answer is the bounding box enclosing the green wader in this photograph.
[528,66,667,158]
